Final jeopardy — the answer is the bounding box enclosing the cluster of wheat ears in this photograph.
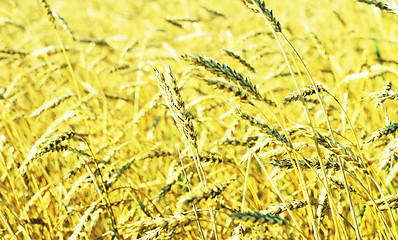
[1,0,398,239]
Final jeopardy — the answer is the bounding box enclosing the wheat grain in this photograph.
[270,156,340,171]
[379,138,398,170]
[356,0,395,12]
[182,54,275,106]
[74,36,110,47]
[241,0,282,32]
[186,151,234,165]
[128,213,191,235]
[329,177,357,193]
[235,108,290,146]
[309,31,329,60]
[105,150,173,189]
[218,136,260,148]
[283,83,328,105]
[68,199,101,240]
[53,12,75,39]
[344,65,398,83]
[109,64,130,73]
[165,18,183,28]
[177,177,236,210]
[167,18,200,23]
[368,194,398,210]
[0,49,29,56]
[302,129,362,166]
[154,67,198,148]
[20,130,76,184]
[366,123,398,143]
[30,91,76,117]
[220,118,241,142]
[40,0,56,29]
[228,209,286,226]
[199,100,227,113]
[262,199,307,215]
[156,160,182,202]
[201,6,226,18]
[222,48,256,73]
[203,78,254,105]
[259,142,308,160]
[369,82,398,107]
[31,46,70,57]
[316,187,329,222]
[0,17,24,30]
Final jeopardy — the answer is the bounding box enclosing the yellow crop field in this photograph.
[1,0,398,239]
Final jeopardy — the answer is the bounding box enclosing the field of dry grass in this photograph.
[1,0,398,239]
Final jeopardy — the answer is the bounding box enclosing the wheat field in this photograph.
[1,0,398,239]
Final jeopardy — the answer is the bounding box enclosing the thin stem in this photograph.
[280,32,361,240]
